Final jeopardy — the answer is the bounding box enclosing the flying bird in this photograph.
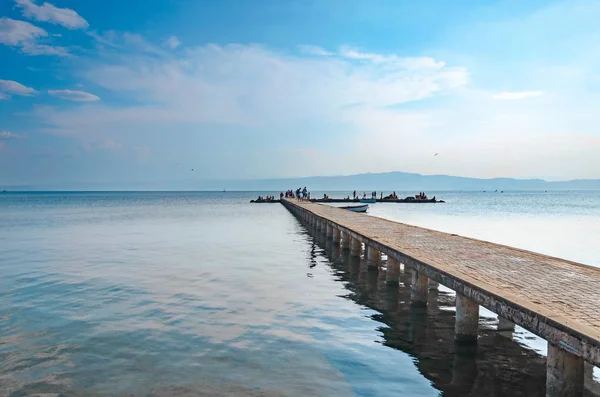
[434,153,438,156]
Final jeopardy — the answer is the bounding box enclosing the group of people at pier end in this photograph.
[281,187,310,201]
[255,195,276,202]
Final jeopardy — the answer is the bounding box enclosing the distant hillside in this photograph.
[2,171,600,191]
[211,172,600,191]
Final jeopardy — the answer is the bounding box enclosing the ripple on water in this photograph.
[3,191,598,396]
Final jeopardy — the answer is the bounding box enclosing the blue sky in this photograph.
[1,0,599,187]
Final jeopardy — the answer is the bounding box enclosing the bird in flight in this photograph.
[434,153,438,156]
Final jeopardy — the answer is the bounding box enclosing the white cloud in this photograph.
[0,79,37,98]
[66,43,467,127]
[493,91,544,100]
[0,130,25,139]
[165,35,180,49]
[0,17,69,56]
[89,30,169,57]
[21,41,69,56]
[298,45,332,56]
[15,0,89,29]
[48,89,101,102]
[0,17,46,45]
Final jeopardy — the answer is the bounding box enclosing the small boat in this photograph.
[359,198,376,203]
[341,204,369,213]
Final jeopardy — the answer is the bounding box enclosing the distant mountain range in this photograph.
[3,171,599,191]
[212,172,600,191]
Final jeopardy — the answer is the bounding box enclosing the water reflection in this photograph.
[301,216,552,397]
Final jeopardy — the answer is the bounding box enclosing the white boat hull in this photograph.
[341,204,369,213]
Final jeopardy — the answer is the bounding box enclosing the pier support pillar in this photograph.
[341,232,350,250]
[455,294,479,343]
[410,270,429,307]
[367,246,380,270]
[428,280,439,290]
[350,237,362,257]
[332,227,341,243]
[386,257,400,285]
[326,224,333,239]
[546,342,584,397]
[319,220,325,234]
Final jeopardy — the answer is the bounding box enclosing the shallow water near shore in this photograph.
[1,191,599,396]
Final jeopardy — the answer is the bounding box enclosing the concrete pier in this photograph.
[341,232,350,250]
[282,199,600,394]
[386,257,400,285]
[428,279,439,290]
[455,294,479,343]
[367,246,380,270]
[547,343,584,397]
[411,270,429,307]
[332,227,341,243]
[350,237,361,257]
[326,223,333,239]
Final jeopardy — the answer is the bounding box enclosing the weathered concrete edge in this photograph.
[281,199,600,366]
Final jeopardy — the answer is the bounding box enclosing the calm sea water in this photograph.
[1,191,599,396]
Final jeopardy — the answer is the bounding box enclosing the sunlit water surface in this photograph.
[1,191,599,396]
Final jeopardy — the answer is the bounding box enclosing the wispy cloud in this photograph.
[52,42,466,127]
[165,35,180,49]
[0,130,25,139]
[0,79,37,98]
[0,17,69,56]
[88,30,169,57]
[0,17,45,45]
[15,0,89,29]
[48,89,100,102]
[493,91,544,100]
[298,45,332,56]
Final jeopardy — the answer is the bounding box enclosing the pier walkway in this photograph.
[282,198,600,397]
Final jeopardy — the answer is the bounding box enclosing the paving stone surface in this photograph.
[284,199,600,344]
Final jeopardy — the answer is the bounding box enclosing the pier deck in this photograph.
[282,199,600,371]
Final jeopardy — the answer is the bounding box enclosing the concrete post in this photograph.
[332,227,341,243]
[367,246,380,270]
[428,280,439,290]
[385,286,399,312]
[410,270,429,307]
[341,232,350,250]
[386,257,400,285]
[455,294,479,343]
[350,237,362,257]
[326,224,333,238]
[546,342,584,397]
[367,246,380,262]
